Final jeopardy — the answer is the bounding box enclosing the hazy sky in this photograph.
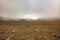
[0,0,60,20]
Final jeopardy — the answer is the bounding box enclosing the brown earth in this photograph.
[0,21,60,40]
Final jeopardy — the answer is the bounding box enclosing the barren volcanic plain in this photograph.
[0,20,60,40]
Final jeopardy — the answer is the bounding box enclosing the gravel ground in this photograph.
[0,21,60,40]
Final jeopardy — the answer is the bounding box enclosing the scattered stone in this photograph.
[26,26,29,28]
[0,37,4,40]
[54,35,60,40]
[22,39,26,40]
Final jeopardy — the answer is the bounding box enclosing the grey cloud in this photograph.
[0,0,60,20]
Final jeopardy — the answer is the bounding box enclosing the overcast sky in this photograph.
[0,0,60,20]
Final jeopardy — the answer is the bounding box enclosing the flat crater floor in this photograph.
[0,21,60,40]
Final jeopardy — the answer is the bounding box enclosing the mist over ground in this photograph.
[0,0,60,20]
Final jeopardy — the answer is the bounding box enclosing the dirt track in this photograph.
[0,21,60,40]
